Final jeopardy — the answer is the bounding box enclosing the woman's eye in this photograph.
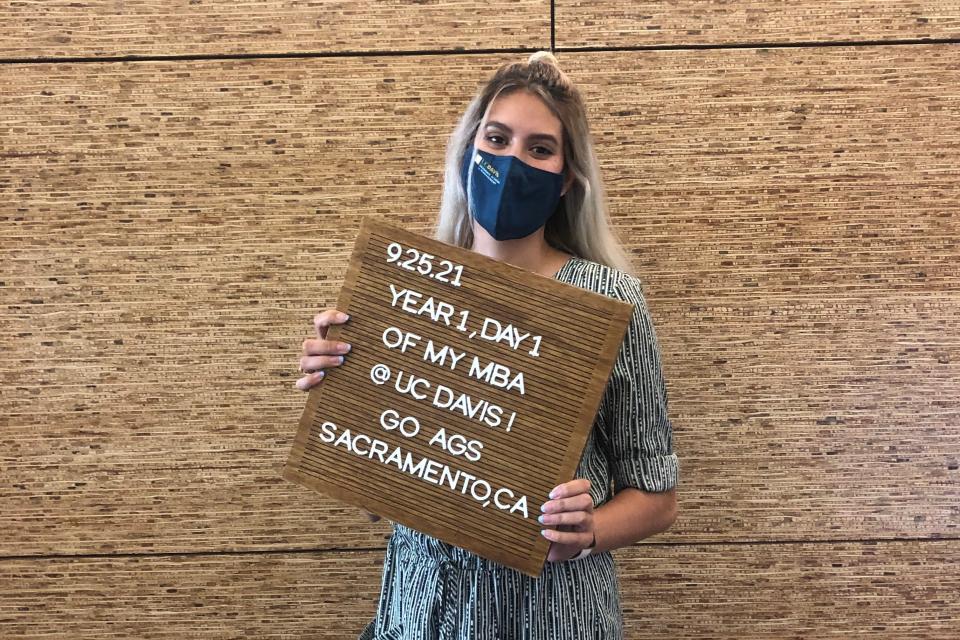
[486,134,506,145]
[532,146,554,156]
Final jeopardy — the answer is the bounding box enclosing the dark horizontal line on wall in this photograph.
[557,36,960,53]
[0,47,540,65]
[1,37,957,65]
[647,535,960,548]
[0,546,388,563]
[2,536,957,563]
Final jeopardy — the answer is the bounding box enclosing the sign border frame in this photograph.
[283,215,633,577]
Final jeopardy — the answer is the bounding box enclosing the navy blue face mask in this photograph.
[460,144,565,241]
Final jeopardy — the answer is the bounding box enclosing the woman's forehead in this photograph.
[484,90,563,139]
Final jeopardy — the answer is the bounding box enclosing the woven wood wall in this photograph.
[2,2,958,638]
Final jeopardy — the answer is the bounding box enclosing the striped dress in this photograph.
[358,255,680,640]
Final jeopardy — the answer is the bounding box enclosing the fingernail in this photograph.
[338,312,349,321]
[339,343,351,353]
[537,515,545,524]
[540,503,549,513]
[549,489,558,499]
[337,356,344,364]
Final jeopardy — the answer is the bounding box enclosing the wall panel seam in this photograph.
[550,0,556,52]
[2,536,957,563]
[0,547,388,562]
[3,38,959,66]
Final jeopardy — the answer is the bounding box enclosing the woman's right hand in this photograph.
[295,308,352,391]
[296,308,380,523]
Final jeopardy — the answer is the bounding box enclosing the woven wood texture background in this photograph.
[1,2,958,638]
[0,1,550,57]
[555,1,960,47]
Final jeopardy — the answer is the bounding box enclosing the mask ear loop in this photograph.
[466,86,509,231]
[465,143,475,220]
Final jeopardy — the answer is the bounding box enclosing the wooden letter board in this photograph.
[283,216,633,577]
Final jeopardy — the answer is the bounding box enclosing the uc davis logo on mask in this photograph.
[476,154,501,185]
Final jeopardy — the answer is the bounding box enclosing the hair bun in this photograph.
[527,50,561,68]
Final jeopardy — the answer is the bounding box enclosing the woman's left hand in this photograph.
[540,478,595,562]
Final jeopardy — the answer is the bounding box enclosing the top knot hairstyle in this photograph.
[435,51,635,274]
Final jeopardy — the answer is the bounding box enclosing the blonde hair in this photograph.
[435,51,635,275]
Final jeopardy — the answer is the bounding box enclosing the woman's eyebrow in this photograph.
[485,120,560,145]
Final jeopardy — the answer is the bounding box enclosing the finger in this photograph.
[302,337,352,357]
[295,370,326,391]
[541,528,594,548]
[546,542,573,563]
[545,543,561,563]
[314,309,349,340]
[545,538,586,563]
[548,478,591,501]
[299,354,346,373]
[540,493,594,515]
[538,510,591,528]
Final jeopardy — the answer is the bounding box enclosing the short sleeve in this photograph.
[598,272,679,493]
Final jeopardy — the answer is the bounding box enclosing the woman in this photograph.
[297,51,679,639]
